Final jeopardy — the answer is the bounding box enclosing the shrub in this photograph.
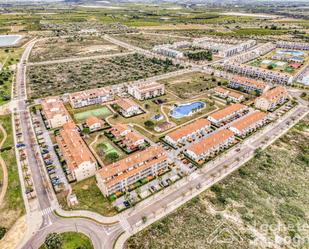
[44,233,62,249]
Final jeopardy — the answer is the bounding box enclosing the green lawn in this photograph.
[0,115,25,230]
[73,106,112,122]
[40,232,93,249]
[125,115,309,249]
[58,177,117,217]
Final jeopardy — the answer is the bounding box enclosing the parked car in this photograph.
[16,143,25,148]
[123,201,130,207]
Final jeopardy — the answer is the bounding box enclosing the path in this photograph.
[0,123,8,206]
[89,133,105,167]
[27,51,134,66]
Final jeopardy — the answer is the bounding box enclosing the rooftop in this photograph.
[230,111,267,132]
[209,103,247,121]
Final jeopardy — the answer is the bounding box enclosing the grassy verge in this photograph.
[125,115,309,249]
[57,176,117,217]
[39,232,93,249]
[0,115,25,230]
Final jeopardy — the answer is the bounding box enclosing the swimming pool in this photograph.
[0,35,22,47]
[170,101,205,119]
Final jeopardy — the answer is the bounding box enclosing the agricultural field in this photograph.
[0,115,25,233]
[57,177,116,217]
[29,36,126,62]
[27,53,181,99]
[159,72,228,99]
[125,115,309,249]
[113,33,192,49]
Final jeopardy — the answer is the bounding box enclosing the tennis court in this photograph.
[74,106,112,122]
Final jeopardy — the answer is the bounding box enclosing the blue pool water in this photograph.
[0,35,22,47]
[170,101,205,119]
[277,50,305,57]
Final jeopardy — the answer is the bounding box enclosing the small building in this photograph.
[114,98,141,117]
[85,116,105,132]
[254,86,288,111]
[56,122,97,182]
[110,124,131,138]
[122,132,145,150]
[41,96,70,129]
[229,111,268,137]
[213,86,229,98]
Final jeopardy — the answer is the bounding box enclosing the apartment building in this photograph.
[228,76,269,94]
[41,96,70,129]
[96,146,169,196]
[110,123,131,138]
[223,62,293,85]
[207,103,248,126]
[186,129,235,162]
[85,116,105,132]
[69,86,113,108]
[128,82,165,100]
[114,98,141,117]
[56,122,97,182]
[230,111,268,137]
[229,42,275,64]
[227,91,244,103]
[165,119,211,147]
[153,45,184,58]
[213,86,244,102]
[276,41,309,51]
[255,86,289,111]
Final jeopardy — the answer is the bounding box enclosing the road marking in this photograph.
[41,206,54,216]
[119,215,131,231]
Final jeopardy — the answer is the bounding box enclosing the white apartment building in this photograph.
[56,122,97,182]
[186,129,235,162]
[223,62,293,85]
[254,86,289,111]
[96,146,169,196]
[41,96,70,129]
[276,41,309,51]
[229,111,268,137]
[128,82,165,100]
[114,98,141,117]
[69,86,114,108]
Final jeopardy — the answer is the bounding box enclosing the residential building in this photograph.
[254,86,289,111]
[56,122,97,182]
[228,76,269,94]
[186,129,235,162]
[230,111,268,137]
[223,62,293,85]
[114,98,141,117]
[122,132,145,150]
[207,103,248,126]
[69,87,113,108]
[276,41,309,51]
[96,146,169,196]
[227,91,244,103]
[41,96,70,129]
[165,119,211,146]
[213,86,244,102]
[85,116,105,132]
[213,86,229,98]
[128,82,165,100]
[110,124,131,138]
[153,45,184,58]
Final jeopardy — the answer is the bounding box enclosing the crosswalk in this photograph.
[119,215,131,231]
[41,206,54,216]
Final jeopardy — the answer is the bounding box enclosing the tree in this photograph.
[44,233,62,249]
[0,226,7,240]
[106,152,119,162]
[144,120,154,128]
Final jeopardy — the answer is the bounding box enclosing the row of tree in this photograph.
[184,50,212,61]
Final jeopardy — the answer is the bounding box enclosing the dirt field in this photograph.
[30,36,126,62]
